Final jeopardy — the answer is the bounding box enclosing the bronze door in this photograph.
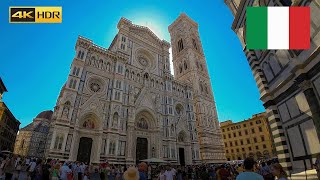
[136,137,148,164]
[179,148,185,165]
[77,137,93,164]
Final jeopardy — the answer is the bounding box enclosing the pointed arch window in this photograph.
[178,39,184,52]
[77,51,82,59]
[192,38,198,50]
[184,61,188,70]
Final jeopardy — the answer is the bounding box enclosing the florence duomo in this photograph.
[42,13,225,165]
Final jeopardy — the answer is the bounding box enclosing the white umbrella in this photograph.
[1,150,12,154]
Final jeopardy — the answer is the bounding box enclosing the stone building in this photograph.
[45,14,225,165]
[14,110,52,157]
[0,78,20,151]
[220,112,276,161]
[225,0,320,173]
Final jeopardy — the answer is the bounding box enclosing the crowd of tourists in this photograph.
[0,153,319,180]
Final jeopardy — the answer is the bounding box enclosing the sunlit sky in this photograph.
[0,0,265,128]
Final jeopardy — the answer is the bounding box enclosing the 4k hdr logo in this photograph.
[9,7,62,23]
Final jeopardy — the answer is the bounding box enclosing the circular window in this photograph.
[90,82,101,92]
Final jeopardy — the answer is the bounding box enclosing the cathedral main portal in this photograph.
[136,137,148,164]
[77,137,93,164]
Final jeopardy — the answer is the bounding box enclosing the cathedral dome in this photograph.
[36,110,53,120]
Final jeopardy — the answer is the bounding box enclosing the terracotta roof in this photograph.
[35,110,53,120]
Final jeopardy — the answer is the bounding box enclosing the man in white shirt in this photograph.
[236,158,263,180]
[164,165,176,180]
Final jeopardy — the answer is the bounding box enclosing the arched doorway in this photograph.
[77,137,93,164]
[132,108,158,163]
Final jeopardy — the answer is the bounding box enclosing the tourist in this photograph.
[124,167,139,180]
[100,162,107,180]
[42,159,51,180]
[28,159,37,180]
[60,162,72,180]
[14,160,22,180]
[314,154,320,180]
[138,162,148,180]
[51,164,61,180]
[163,165,175,180]
[3,156,15,180]
[258,162,272,180]
[147,165,152,180]
[270,163,288,180]
[158,168,166,180]
[236,158,263,180]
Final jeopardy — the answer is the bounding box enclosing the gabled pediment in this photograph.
[129,26,162,46]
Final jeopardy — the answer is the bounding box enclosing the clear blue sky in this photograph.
[0,0,265,128]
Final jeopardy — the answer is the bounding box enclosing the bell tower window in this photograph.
[178,39,184,52]
[192,39,198,50]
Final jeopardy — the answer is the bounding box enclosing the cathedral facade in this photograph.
[45,14,225,165]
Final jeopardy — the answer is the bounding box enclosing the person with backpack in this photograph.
[42,159,51,180]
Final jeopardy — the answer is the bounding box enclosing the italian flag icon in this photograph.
[246,6,310,50]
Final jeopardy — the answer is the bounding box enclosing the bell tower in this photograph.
[169,13,226,163]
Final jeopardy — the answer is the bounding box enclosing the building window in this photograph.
[121,36,126,42]
[263,144,267,149]
[120,44,125,50]
[242,148,245,152]
[192,39,198,50]
[247,139,250,144]
[236,149,239,153]
[222,129,225,132]
[228,134,231,138]
[178,39,184,52]
[250,122,253,126]
[109,141,116,155]
[238,131,242,136]
[231,149,234,153]
[243,124,247,127]
[251,128,255,133]
[233,133,236,137]
[240,140,243,145]
[54,135,64,150]
[235,141,238,146]
[229,142,233,147]
[245,130,248,135]
[225,143,227,147]
[261,136,265,141]
[256,120,261,124]
[223,135,226,139]
[119,141,126,156]
[259,127,263,132]
[249,147,252,151]
[256,146,259,150]
[226,150,229,153]
[253,137,257,143]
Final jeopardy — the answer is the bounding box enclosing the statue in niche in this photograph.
[171,124,175,135]
[83,119,95,129]
[62,106,69,118]
[112,113,119,128]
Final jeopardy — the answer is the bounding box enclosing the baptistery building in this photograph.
[45,14,225,165]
